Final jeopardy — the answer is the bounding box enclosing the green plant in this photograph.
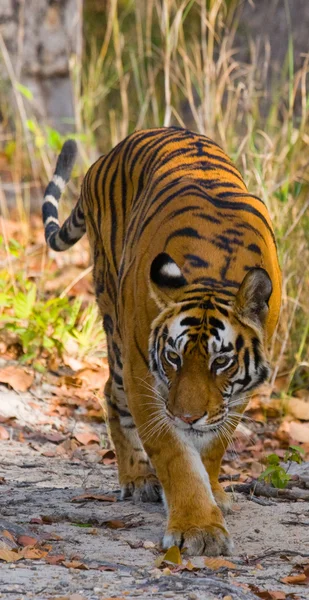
[0,279,83,362]
[259,446,305,489]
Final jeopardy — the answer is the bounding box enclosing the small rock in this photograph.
[163,593,174,598]
[143,540,155,549]
[188,594,198,600]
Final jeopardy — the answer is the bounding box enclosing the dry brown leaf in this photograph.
[17,535,38,547]
[0,365,33,392]
[73,431,100,445]
[76,367,108,390]
[287,398,309,421]
[46,554,65,565]
[99,449,117,465]
[71,493,117,503]
[204,557,237,570]
[62,560,89,570]
[281,573,307,584]
[0,425,9,440]
[3,530,15,543]
[22,546,48,559]
[103,520,126,529]
[0,548,22,563]
[288,421,309,443]
[249,587,286,599]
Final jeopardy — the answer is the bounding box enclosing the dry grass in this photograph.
[0,0,308,390]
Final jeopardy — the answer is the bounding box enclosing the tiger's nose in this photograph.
[178,413,206,424]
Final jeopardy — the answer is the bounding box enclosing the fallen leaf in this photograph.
[102,520,126,529]
[71,493,117,503]
[0,425,9,440]
[99,449,117,465]
[249,588,285,599]
[0,548,22,563]
[62,560,89,570]
[160,546,182,565]
[97,565,117,572]
[46,554,66,565]
[17,535,38,547]
[288,421,309,443]
[22,546,48,559]
[41,515,54,524]
[287,398,309,421]
[2,530,15,543]
[75,367,107,390]
[204,557,237,570]
[73,431,100,445]
[0,365,33,392]
[281,573,307,584]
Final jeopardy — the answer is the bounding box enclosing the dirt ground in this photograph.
[0,384,309,600]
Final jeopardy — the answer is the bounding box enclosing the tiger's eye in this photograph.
[166,350,180,364]
[213,356,230,369]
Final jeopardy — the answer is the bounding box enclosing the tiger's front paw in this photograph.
[121,474,162,503]
[163,520,233,556]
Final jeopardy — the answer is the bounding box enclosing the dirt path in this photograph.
[0,386,309,600]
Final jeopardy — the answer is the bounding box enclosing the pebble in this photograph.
[188,593,198,600]
[93,588,102,593]
[143,540,155,549]
[163,593,174,598]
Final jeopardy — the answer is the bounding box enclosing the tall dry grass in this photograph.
[0,0,308,389]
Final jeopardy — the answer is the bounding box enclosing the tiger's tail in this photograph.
[42,140,86,251]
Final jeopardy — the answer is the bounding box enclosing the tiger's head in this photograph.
[148,253,272,440]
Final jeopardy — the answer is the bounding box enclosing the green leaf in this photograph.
[26,119,37,133]
[266,453,280,466]
[271,468,291,489]
[15,82,33,100]
[0,293,12,307]
[289,445,305,455]
[13,285,36,319]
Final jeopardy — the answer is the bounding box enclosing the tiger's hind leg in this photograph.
[104,376,161,503]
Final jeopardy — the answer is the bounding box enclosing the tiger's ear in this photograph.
[235,268,272,329]
[150,252,187,308]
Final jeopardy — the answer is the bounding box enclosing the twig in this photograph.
[219,473,240,482]
[248,495,274,506]
[247,549,309,564]
[225,480,309,501]
[59,264,93,298]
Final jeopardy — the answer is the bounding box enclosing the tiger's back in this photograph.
[81,127,281,342]
[43,127,281,556]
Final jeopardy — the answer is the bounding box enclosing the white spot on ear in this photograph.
[160,262,183,278]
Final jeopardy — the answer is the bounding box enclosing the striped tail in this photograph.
[42,140,86,251]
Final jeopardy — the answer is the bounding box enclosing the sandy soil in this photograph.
[0,386,309,600]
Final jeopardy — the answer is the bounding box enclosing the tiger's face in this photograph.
[149,253,272,440]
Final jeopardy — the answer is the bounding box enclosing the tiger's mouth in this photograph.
[166,407,228,434]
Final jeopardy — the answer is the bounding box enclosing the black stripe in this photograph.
[43,202,58,222]
[44,181,61,201]
[247,243,262,255]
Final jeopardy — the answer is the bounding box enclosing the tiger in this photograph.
[42,126,281,555]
